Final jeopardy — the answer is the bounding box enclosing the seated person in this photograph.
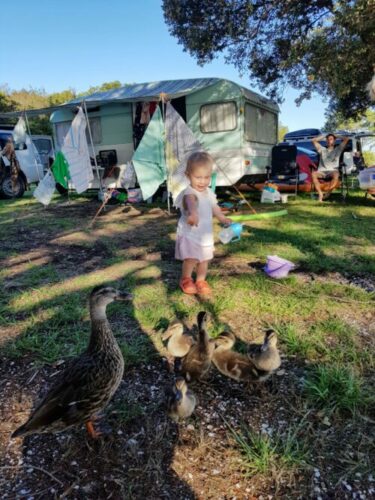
[311,133,349,202]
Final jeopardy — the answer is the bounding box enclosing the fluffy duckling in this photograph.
[166,377,197,421]
[212,332,260,382]
[180,311,214,381]
[162,320,195,357]
[247,329,281,375]
[12,286,132,439]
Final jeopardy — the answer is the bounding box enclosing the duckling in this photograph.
[162,320,195,357]
[247,329,281,375]
[12,286,132,439]
[166,377,197,421]
[212,332,260,382]
[180,311,214,381]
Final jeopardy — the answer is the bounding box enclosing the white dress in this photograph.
[175,185,217,262]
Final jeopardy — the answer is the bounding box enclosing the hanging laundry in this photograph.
[165,102,204,203]
[140,102,151,124]
[132,107,166,201]
[61,107,93,193]
[51,151,70,188]
[12,116,27,146]
[120,161,137,189]
[33,170,56,205]
[149,101,157,117]
[133,102,146,148]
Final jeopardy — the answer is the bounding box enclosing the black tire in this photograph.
[0,175,26,199]
[55,183,68,195]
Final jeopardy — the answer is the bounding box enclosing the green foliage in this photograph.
[77,81,123,98]
[278,122,289,142]
[304,365,374,415]
[49,89,77,106]
[228,422,309,476]
[163,0,374,118]
[110,400,144,424]
[120,335,155,367]
[0,91,16,112]
[10,88,49,110]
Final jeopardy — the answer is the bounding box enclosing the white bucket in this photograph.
[281,194,289,204]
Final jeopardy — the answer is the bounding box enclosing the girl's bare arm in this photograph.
[184,194,199,226]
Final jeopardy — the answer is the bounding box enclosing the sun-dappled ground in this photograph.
[0,190,374,499]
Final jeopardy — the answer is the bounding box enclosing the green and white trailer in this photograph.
[50,78,279,190]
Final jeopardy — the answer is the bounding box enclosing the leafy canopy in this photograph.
[162,0,375,118]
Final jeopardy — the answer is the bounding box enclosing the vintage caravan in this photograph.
[50,78,279,190]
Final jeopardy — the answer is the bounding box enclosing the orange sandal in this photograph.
[179,277,197,295]
[196,280,212,296]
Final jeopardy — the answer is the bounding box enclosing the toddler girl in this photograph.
[175,151,231,296]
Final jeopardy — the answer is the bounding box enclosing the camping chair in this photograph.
[266,144,300,195]
[309,152,349,201]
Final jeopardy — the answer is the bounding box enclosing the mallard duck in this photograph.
[162,320,194,357]
[166,377,197,421]
[12,286,132,439]
[247,329,281,375]
[212,332,260,382]
[180,311,214,381]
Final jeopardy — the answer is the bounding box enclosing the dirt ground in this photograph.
[0,198,374,499]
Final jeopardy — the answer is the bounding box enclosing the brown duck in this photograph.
[12,286,132,439]
[179,311,214,381]
[247,329,281,378]
[166,377,197,421]
[212,332,259,382]
[162,320,194,358]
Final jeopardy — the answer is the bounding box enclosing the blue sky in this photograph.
[1,0,328,131]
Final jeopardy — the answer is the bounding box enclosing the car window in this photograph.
[33,138,52,154]
[0,132,27,151]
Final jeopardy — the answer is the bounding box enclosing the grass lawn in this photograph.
[0,189,374,498]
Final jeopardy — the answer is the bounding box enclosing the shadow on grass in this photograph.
[0,191,374,497]
[0,198,197,499]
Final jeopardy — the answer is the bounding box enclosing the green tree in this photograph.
[78,80,122,97]
[49,89,76,106]
[325,109,375,165]
[163,0,375,118]
[278,122,289,142]
[325,109,375,133]
[10,88,49,110]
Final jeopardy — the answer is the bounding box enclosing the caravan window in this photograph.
[245,104,277,144]
[55,117,102,148]
[87,117,102,145]
[200,102,237,133]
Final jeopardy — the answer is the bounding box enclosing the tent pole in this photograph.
[83,100,104,198]
[24,111,42,182]
[161,93,170,214]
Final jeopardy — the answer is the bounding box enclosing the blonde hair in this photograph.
[185,151,214,175]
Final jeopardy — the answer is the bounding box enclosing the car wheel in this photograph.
[0,175,26,199]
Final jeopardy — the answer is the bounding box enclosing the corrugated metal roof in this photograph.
[0,77,279,118]
[68,78,221,104]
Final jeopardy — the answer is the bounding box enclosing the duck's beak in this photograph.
[116,291,133,301]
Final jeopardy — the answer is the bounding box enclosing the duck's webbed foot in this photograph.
[86,420,102,439]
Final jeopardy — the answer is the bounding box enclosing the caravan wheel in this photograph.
[0,175,25,199]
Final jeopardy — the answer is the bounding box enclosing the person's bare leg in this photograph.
[328,171,340,193]
[180,259,198,294]
[312,171,324,202]
[196,260,209,282]
[182,258,197,279]
[196,260,211,295]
